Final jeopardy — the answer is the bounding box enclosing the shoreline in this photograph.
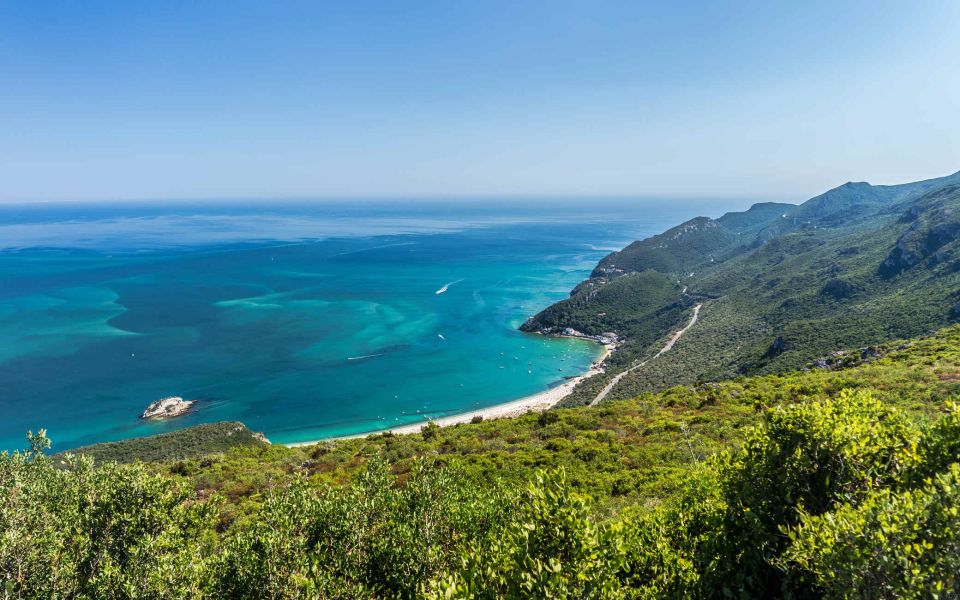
[285,342,613,447]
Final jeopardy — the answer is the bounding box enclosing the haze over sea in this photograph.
[0,199,748,452]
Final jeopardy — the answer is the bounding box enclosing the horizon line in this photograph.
[0,192,798,206]
[4,167,955,206]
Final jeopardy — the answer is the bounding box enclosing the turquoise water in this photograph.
[0,199,742,452]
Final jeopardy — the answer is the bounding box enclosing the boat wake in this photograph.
[347,353,385,361]
[435,279,464,295]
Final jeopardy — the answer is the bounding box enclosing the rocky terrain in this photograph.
[140,396,195,419]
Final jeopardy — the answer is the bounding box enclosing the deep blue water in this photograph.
[0,199,745,452]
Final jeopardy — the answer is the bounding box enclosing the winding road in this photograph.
[589,303,702,406]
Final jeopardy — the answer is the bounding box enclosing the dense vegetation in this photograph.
[518,269,689,362]
[58,421,267,464]
[6,324,960,597]
[523,170,960,406]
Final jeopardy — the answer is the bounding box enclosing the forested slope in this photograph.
[524,170,960,405]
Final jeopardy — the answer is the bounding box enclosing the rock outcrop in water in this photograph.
[140,396,195,419]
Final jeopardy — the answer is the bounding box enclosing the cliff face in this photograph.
[879,185,960,278]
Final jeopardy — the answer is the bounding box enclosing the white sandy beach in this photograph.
[286,344,613,447]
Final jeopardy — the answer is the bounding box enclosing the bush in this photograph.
[704,389,922,596]
[211,458,513,599]
[782,464,960,599]
[0,431,219,599]
[429,469,624,599]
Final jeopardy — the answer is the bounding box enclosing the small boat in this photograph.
[435,279,463,294]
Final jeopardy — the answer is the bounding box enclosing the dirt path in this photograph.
[589,304,701,406]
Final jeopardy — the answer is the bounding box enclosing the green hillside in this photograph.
[590,200,794,278]
[524,170,960,405]
[519,270,689,358]
[58,421,269,464]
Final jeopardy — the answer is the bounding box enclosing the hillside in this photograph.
[58,421,269,464]
[591,201,794,277]
[5,325,960,597]
[523,170,960,405]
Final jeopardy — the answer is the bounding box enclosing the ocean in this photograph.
[0,198,747,452]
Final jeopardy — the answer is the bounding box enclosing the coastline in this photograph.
[285,342,613,447]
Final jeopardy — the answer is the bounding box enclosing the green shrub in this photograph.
[782,464,960,599]
[429,469,624,599]
[211,458,512,599]
[703,389,922,596]
[0,431,219,599]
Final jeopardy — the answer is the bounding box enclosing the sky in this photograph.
[1,0,959,202]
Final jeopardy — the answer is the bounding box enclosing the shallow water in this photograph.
[0,199,744,451]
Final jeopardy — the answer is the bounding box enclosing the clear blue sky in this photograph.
[2,1,958,202]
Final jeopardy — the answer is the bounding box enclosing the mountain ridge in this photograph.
[523,169,960,405]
